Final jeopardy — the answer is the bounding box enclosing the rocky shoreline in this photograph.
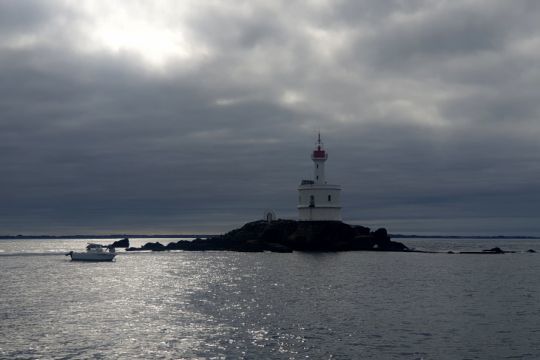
[126,220,409,253]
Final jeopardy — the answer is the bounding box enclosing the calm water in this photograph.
[1,238,539,359]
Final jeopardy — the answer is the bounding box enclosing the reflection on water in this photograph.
[1,240,539,359]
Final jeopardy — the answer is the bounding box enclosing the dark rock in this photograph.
[484,247,504,253]
[526,249,536,253]
[126,219,408,253]
[110,238,130,248]
[264,243,293,253]
[353,225,371,236]
[373,228,389,242]
[139,242,166,251]
[460,247,506,254]
[288,221,357,251]
[379,240,408,251]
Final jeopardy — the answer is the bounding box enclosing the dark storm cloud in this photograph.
[1,0,540,234]
[365,5,507,65]
[0,0,56,34]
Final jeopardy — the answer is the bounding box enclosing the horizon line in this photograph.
[2,233,540,240]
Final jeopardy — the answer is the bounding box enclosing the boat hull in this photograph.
[69,252,116,262]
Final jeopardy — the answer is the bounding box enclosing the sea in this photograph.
[1,237,539,359]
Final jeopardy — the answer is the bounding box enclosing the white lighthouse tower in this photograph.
[298,134,342,221]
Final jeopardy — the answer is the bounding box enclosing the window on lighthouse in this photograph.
[328,195,331,202]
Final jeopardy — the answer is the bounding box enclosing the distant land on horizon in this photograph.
[390,234,540,239]
[0,234,216,240]
[1,234,540,240]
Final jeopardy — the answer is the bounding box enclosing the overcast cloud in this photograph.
[1,0,540,235]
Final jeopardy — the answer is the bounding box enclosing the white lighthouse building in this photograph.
[298,134,342,221]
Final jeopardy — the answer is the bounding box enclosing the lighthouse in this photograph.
[298,134,342,221]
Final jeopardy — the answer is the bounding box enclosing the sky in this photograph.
[1,0,540,235]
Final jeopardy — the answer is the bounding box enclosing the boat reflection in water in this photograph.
[66,243,116,262]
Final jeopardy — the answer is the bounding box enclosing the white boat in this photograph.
[66,243,116,262]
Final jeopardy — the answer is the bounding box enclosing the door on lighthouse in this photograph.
[309,195,315,207]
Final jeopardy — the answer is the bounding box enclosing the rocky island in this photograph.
[123,137,535,255]
[123,136,408,253]
[126,219,409,253]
